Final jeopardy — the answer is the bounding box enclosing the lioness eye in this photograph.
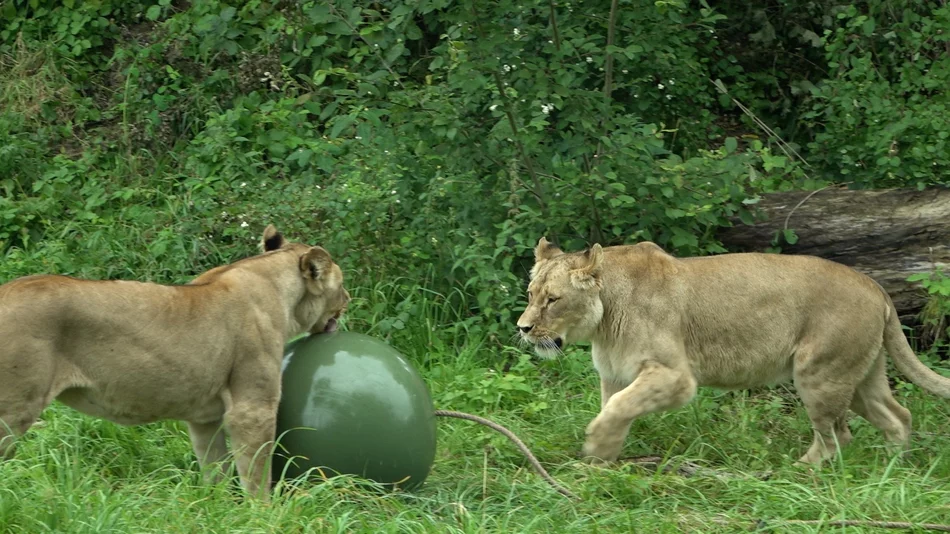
[547,297,559,304]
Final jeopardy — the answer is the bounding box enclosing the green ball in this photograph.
[272,331,437,491]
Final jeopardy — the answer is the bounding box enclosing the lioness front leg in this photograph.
[582,360,697,464]
[227,403,277,500]
[600,377,627,410]
[225,357,281,500]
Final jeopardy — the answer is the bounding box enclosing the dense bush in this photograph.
[1,0,948,344]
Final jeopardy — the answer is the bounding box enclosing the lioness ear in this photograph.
[534,237,563,262]
[570,243,603,290]
[262,224,286,252]
[299,246,332,280]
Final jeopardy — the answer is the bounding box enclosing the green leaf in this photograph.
[724,137,738,154]
[782,229,799,245]
[219,6,236,22]
[329,115,356,138]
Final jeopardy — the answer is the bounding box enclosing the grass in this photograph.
[2,284,949,533]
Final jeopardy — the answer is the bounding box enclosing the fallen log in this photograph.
[717,186,950,324]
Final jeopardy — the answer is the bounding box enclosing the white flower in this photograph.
[666,94,672,100]
[622,69,628,74]
[658,83,665,89]
[395,199,401,203]
[391,190,397,194]
[240,182,246,187]
[548,40,553,44]
[241,221,249,228]
[585,57,593,63]
[355,135,362,140]
[503,64,511,72]
[513,28,520,36]
[489,104,498,111]
[669,79,675,85]
[347,199,352,203]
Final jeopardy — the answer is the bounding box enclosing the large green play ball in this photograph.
[272,331,437,491]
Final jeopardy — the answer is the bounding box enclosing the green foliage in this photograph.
[800,2,950,188]
[0,0,157,65]
[2,0,949,342]
[908,269,950,355]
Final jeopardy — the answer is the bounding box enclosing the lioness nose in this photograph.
[518,325,533,333]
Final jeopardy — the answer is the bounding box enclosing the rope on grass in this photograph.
[434,410,580,501]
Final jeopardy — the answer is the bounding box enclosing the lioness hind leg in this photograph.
[582,360,697,464]
[188,420,232,484]
[794,345,871,465]
[850,351,912,449]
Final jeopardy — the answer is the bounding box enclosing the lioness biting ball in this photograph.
[0,225,349,499]
[517,237,950,465]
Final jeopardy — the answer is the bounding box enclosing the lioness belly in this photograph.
[690,350,794,389]
[56,387,226,425]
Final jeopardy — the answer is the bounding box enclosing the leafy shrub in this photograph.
[2,0,949,350]
[800,2,950,188]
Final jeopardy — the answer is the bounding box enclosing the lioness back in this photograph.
[669,252,888,388]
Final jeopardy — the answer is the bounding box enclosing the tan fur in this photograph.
[0,225,350,499]
[517,238,950,465]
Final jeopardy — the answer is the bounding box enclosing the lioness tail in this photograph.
[883,298,950,398]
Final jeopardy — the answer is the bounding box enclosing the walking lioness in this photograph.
[0,225,350,498]
[517,237,950,465]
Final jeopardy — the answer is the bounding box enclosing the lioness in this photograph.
[0,225,349,498]
[517,237,950,465]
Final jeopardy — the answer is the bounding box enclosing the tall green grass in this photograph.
[2,284,949,533]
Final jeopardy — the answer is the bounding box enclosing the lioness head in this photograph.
[516,237,605,359]
[262,225,350,334]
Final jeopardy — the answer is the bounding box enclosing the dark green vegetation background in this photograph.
[1,1,950,532]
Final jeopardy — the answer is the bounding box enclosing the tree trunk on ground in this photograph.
[716,187,950,325]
